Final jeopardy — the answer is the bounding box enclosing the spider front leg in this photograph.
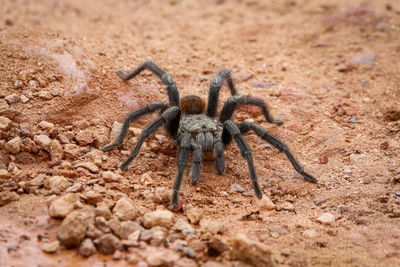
[220,94,284,125]
[119,106,180,170]
[171,133,192,207]
[223,120,263,198]
[101,102,169,152]
[214,138,226,175]
[238,122,317,183]
[206,69,237,118]
[116,61,180,107]
[190,142,203,185]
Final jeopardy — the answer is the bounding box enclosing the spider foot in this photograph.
[120,157,134,170]
[300,171,318,183]
[100,143,118,152]
[116,69,129,80]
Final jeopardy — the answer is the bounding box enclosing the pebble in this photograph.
[0,169,11,179]
[0,191,20,206]
[268,226,289,236]
[19,94,29,103]
[96,233,123,254]
[143,210,174,229]
[139,230,154,242]
[277,202,295,212]
[230,234,274,266]
[185,208,203,225]
[83,191,103,205]
[38,121,55,131]
[255,195,276,211]
[317,212,335,225]
[5,94,20,104]
[37,90,53,99]
[380,141,389,150]
[0,116,12,131]
[199,219,225,234]
[74,162,99,174]
[78,238,96,257]
[75,129,94,146]
[48,140,64,160]
[63,144,81,159]
[58,209,93,248]
[112,250,123,260]
[173,258,198,267]
[44,176,71,191]
[229,183,244,193]
[119,221,143,239]
[125,254,140,264]
[66,182,83,193]
[351,53,377,67]
[13,80,24,89]
[33,134,51,149]
[302,229,320,238]
[113,197,138,221]
[173,219,195,236]
[95,205,112,220]
[48,193,79,218]
[109,121,123,143]
[250,80,275,88]
[154,187,170,204]
[319,155,328,164]
[145,249,180,266]
[342,169,352,174]
[209,236,229,254]
[177,246,196,258]
[5,136,22,154]
[41,240,60,253]
[101,171,121,182]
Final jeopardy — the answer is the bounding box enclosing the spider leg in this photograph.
[172,133,192,207]
[237,122,317,183]
[101,102,169,152]
[120,106,180,170]
[190,142,203,185]
[220,94,283,125]
[214,138,226,174]
[206,69,237,118]
[223,120,262,198]
[116,61,180,106]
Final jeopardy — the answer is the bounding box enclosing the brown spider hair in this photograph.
[180,95,206,115]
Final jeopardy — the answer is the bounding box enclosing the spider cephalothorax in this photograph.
[102,61,317,207]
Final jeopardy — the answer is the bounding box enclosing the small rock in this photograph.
[48,140,64,160]
[75,129,94,146]
[0,169,11,179]
[48,193,79,218]
[277,202,295,212]
[83,191,103,205]
[78,238,96,257]
[302,229,320,238]
[380,141,389,150]
[140,172,154,186]
[74,162,99,174]
[209,236,229,254]
[0,99,9,109]
[41,240,60,253]
[229,183,244,193]
[125,254,140,264]
[0,191,20,206]
[199,219,224,234]
[342,169,352,174]
[250,80,275,88]
[20,94,29,103]
[5,136,22,154]
[139,230,154,242]
[96,233,123,255]
[185,208,203,225]
[109,121,123,143]
[230,234,274,267]
[101,171,121,182]
[5,94,20,104]
[173,219,195,233]
[232,71,253,82]
[319,155,328,164]
[27,175,45,187]
[174,258,198,267]
[256,196,276,211]
[38,121,55,131]
[268,226,289,236]
[63,144,81,159]
[317,212,335,225]
[38,90,53,99]
[33,134,51,149]
[351,53,377,67]
[112,250,123,260]
[44,176,70,191]
[113,197,138,221]
[143,210,174,229]
[95,205,112,220]
[154,187,170,204]
[0,116,12,131]
[146,249,180,266]
[66,183,83,193]
[58,209,93,248]
[14,80,24,89]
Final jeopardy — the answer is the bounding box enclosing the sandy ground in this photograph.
[0,0,400,266]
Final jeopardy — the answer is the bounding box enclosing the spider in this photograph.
[101,61,317,207]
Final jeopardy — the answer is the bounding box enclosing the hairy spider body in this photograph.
[102,61,317,207]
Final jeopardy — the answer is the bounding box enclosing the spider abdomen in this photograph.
[178,114,223,151]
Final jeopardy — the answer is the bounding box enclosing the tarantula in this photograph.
[101,61,317,207]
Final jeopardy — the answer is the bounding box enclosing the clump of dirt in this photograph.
[1,0,400,266]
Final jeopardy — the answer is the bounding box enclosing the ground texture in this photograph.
[0,0,400,266]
